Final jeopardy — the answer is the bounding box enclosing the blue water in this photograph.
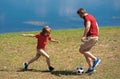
[0,0,120,33]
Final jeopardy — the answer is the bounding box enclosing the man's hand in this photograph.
[81,37,86,42]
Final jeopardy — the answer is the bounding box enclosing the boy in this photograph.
[22,26,59,71]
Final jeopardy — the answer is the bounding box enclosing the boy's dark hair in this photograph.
[41,26,51,35]
[77,8,86,14]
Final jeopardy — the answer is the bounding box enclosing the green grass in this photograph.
[0,26,120,79]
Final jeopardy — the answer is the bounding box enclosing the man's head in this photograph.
[77,8,87,18]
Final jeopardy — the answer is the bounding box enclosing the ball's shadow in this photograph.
[51,70,78,76]
[51,70,94,76]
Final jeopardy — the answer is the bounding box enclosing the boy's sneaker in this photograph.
[49,66,54,72]
[85,68,95,74]
[92,58,101,69]
[23,63,28,70]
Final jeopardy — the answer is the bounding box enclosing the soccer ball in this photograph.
[76,66,84,74]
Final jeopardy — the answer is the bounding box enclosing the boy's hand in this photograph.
[55,40,59,43]
[50,39,59,43]
[22,34,26,36]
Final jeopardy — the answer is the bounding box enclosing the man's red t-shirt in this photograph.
[84,14,98,37]
[35,33,51,49]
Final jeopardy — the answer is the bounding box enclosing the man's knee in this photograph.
[79,48,85,54]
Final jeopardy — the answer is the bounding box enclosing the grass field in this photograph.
[0,26,120,79]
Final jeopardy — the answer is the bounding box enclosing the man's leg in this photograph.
[84,54,92,69]
[84,51,96,61]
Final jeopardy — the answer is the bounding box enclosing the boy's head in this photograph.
[41,26,51,36]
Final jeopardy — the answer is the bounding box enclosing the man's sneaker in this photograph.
[85,68,95,74]
[49,66,54,72]
[23,63,28,70]
[92,58,101,69]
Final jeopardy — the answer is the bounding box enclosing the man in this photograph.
[77,8,101,73]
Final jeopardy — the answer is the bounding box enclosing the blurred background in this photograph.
[0,0,120,33]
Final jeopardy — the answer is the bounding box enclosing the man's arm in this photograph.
[96,22,99,35]
[81,21,91,42]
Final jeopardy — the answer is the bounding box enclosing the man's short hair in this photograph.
[77,8,86,14]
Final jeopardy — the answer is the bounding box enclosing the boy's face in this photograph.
[44,32,50,36]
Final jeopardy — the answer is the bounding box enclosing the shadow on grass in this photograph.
[51,70,78,76]
[1,68,93,76]
[0,69,8,72]
[17,68,50,72]
[51,70,95,76]
[17,68,93,76]
[17,68,79,76]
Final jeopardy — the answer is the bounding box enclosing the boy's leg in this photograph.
[39,49,50,67]
[39,49,54,71]
[23,51,40,69]
[27,52,41,65]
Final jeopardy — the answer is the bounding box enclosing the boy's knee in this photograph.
[35,53,40,58]
[46,55,50,59]
[35,55,40,60]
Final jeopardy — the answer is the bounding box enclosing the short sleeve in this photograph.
[35,34,40,38]
[48,36,51,40]
[85,16,90,22]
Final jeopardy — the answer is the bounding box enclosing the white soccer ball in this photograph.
[76,66,84,74]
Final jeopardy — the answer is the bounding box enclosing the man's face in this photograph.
[78,13,84,19]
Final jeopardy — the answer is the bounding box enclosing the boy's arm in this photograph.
[22,34,35,37]
[50,38,59,43]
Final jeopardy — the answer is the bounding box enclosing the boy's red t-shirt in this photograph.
[35,33,51,49]
[84,14,98,37]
